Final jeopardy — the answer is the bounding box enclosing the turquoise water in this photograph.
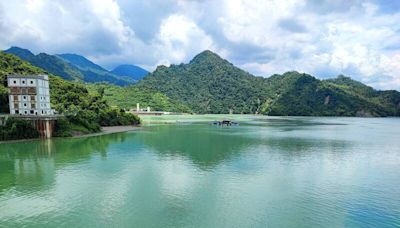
[0,116,400,227]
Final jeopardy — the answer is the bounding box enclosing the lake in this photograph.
[0,116,400,227]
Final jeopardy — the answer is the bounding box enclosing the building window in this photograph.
[30,80,34,84]
[31,104,36,109]
[23,96,26,100]
[24,111,27,114]
[13,80,16,84]
[30,110,34,114]
[22,80,25,84]
[31,96,35,101]
[13,95,18,101]
[15,110,19,114]
[24,103,27,107]
[14,103,18,109]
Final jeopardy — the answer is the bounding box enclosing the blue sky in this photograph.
[0,0,399,90]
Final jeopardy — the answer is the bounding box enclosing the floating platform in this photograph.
[212,120,239,126]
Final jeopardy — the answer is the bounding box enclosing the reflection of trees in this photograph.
[0,133,126,193]
[135,125,257,169]
[0,160,14,192]
[137,124,351,169]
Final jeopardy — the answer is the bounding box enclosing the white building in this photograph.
[7,74,54,116]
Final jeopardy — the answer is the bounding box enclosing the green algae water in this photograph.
[0,116,400,227]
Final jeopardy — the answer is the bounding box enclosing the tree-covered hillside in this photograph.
[0,52,140,138]
[4,47,132,86]
[137,50,268,114]
[87,84,191,113]
[260,72,400,116]
[137,50,400,116]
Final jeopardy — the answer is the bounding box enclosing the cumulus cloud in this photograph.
[154,14,217,65]
[0,0,399,90]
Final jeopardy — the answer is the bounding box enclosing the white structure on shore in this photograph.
[7,74,54,116]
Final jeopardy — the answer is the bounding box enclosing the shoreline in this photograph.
[72,125,142,139]
[0,125,141,144]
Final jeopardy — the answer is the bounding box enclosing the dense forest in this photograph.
[137,50,269,114]
[87,84,191,113]
[0,52,140,139]
[137,51,400,116]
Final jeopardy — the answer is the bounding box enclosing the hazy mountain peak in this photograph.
[57,53,106,72]
[111,64,149,81]
[4,46,35,59]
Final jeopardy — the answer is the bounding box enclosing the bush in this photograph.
[53,118,73,137]
[99,109,140,126]
[0,118,39,140]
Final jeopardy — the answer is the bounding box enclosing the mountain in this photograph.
[4,47,131,86]
[3,46,35,60]
[4,47,83,81]
[0,52,139,139]
[137,50,268,114]
[137,50,400,116]
[111,64,149,81]
[57,53,107,72]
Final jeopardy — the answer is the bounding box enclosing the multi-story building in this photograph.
[7,74,54,116]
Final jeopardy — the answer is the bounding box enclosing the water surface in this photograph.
[1,116,400,227]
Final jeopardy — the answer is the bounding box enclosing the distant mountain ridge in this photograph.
[111,64,149,81]
[3,47,144,86]
[137,50,400,116]
[57,53,107,72]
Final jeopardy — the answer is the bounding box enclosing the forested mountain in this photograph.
[4,47,132,86]
[0,52,139,139]
[57,53,107,72]
[111,64,149,81]
[137,50,400,116]
[137,50,268,114]
[4,47,83,81]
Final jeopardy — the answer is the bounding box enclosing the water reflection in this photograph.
[0,118,399,227]
[134,125,258,168]
[0,121,353,194]
[135,124,352,169]
[0,134,127,193]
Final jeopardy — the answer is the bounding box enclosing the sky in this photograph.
[0,0,399,90]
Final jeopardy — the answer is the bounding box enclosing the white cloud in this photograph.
[0,0,399,89]
[154,14,216,65]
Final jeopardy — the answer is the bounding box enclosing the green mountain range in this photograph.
[4,47,135,86]
[2,48,400,117]
[137,50,400,116]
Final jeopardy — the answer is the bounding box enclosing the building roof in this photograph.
[7,74,49,80]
